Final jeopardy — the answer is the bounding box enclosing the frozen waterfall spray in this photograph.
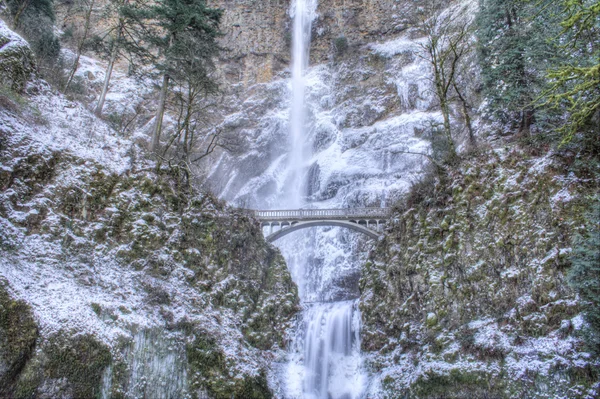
[281,1,366,398]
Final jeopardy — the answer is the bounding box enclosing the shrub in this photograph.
[333,36,348,56]
[0,281,39,395]
[44,334,112,398]
[91,302,102,316]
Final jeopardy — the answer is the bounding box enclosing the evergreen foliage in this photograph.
[88,0,160,116]
[5,0,60,65]
[541,0,600,145]
[125,0,223,157]
[125,0,222,82]
[476,0,560,135]
[477,0,599,144]
[568,200,600,354]
[101,0,163,74]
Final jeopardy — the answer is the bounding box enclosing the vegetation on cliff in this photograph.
[361,147,599,398]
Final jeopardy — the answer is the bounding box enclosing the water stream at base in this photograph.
[278,1,366,398]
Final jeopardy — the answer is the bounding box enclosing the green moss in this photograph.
[44,333,112,398]
[91,302,102,316]
[411,368,504,398]
[13,357,43,399]
[362,148,600,396]
[1,137,297,397]
[186,334,225,397]
[186,334,273,398]
[0,35,35,92]
[118,305,131,314]
[236,372,272,399]
[333,36,349,56]
[0,280,39,395]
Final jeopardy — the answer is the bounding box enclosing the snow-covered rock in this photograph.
[0,20,35,92]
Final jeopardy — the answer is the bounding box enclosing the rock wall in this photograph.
[209,0,422,84]
[0,22,35,92]
[0,124,299,397]
[360,149,599,398]
[201,0,480,308]
[209,0,290,86]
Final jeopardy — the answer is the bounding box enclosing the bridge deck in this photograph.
[253,207,391,222]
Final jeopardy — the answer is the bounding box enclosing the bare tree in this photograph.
[415,0,475,161]
[64,0,96,91]
[93,0,156,117]
[149,31,235,186]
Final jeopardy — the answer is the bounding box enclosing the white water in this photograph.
[302,301,365,399]
[280,1,366,398]
[284,0,318,208]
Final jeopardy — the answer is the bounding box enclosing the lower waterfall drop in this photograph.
[284,298,366,399]
[302,300,365,399]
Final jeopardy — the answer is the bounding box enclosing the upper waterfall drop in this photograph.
[285,0,318,209]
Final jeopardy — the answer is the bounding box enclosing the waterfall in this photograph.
[284,0,317,208]
[302,301,365,399]
[279,1,366,398]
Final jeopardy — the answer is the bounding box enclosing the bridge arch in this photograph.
[265,220,380,243]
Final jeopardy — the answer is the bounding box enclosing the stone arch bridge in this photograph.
[251,208,392,243]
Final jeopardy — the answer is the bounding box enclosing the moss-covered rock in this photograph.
[361,148,600,398]
[0,280,38,396]
[11,332,111,399]
[0,131,298,397]
[0,21,35,92]
[186,333,272,399]
[44,334,111,398]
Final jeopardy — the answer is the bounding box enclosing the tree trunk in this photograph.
[519,107,534,137]
[95,37,119,117]
[453,82,475,146]
[431,44,457,162]
[152,74,170,153]
[440,99,457,160]
[65,0,95,92]
[182,86,195,158]
[12,0,31,28]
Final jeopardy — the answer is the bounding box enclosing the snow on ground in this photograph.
[0,20,29,49]
[370,36,426,58]
[0,79,133,173]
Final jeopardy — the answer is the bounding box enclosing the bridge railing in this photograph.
[252,207,392,221]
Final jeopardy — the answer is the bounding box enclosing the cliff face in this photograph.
[208,0,289,86]
[360,149,599,398]
[209,0,419,85]
[0,22,298,398]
